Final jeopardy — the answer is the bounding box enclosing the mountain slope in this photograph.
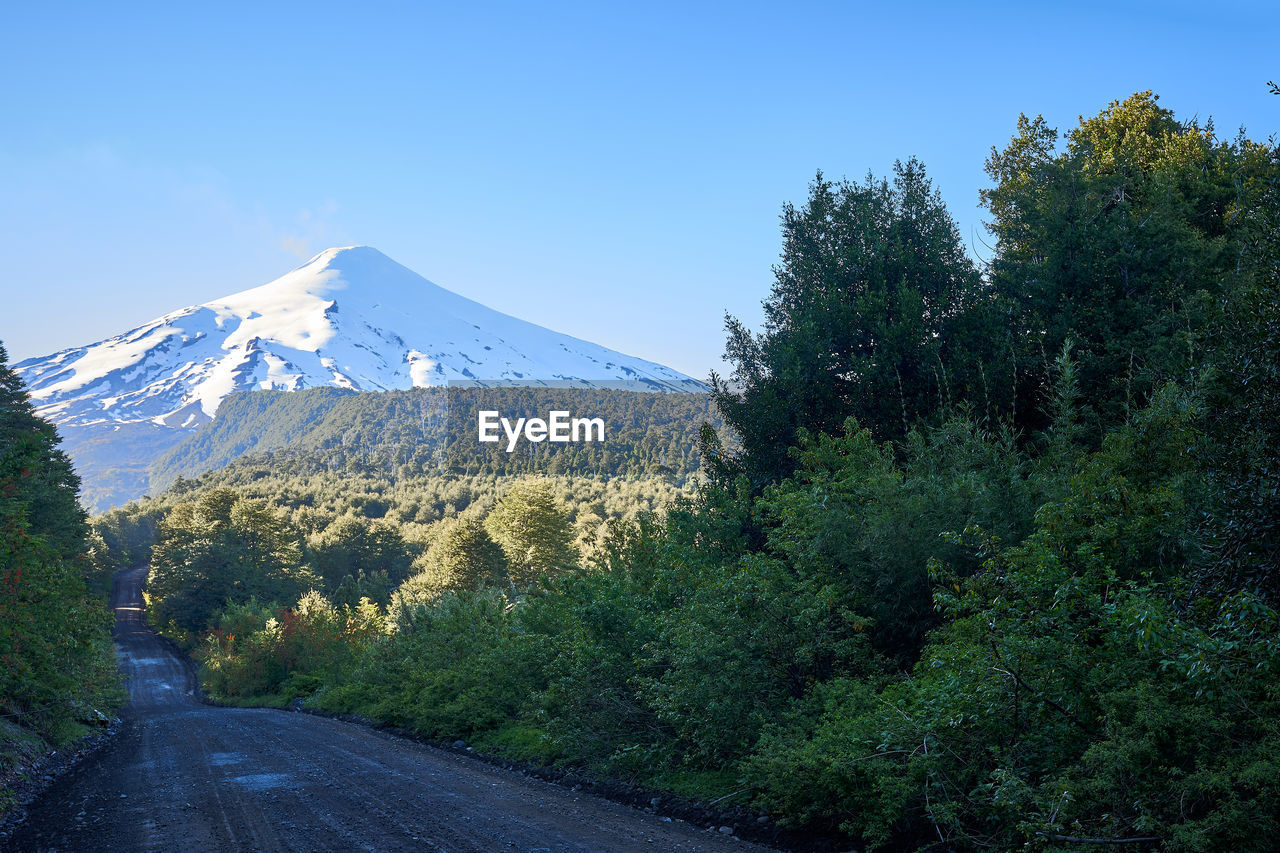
[147,387,359,491]
[148,386,726,493]
[16,247,705,510]
[18,246,703,432]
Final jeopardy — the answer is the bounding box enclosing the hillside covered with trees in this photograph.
[149,385,726,496]
[84,92,1279,851]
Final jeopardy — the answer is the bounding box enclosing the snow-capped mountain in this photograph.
[17,246,704,431]
[15,246,706,511]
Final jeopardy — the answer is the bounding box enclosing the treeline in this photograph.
[109,92,1278,850]
[1,344,122,806]
[150,386,727,493]
[148,386,359,492]
[93,470,687,644]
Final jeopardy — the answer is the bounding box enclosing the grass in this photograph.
[470,723,559,764]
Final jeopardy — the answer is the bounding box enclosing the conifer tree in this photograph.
[712,159,997,487]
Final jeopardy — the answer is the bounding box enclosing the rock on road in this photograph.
[7,567,769,852]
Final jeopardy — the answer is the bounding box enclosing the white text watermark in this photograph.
[478,410,606,452]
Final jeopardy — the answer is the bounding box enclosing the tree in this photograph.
[389,514,508,625]
[0,345,87,562]
[1198,136,1280,600]
[484,480,577,589]
[147,489,314,638]
[1,341,119,742]
[307,514,414,591]
[982,91,1272,435]
[425,515,507,592]
[712,159,999,488]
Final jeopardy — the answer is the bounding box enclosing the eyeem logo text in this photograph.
[478,410,606,452]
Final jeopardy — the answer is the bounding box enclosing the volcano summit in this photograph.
[15,247,704,508]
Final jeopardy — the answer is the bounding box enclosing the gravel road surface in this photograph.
[6,567,769,852]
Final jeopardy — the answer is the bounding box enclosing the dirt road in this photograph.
[7,568,769,852]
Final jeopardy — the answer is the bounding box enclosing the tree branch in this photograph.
[1037,831,1161,845]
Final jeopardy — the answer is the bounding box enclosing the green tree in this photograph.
[982,91,1272,434]
[1199,136,1280,599]
[147,489,314,639]
[713,160,999,488]
[484,480,577,589]
[0,346,87,563]
[389,515,507,626]
[743,385,1280,851]
[1,342,119,748]
[307,514,414,592]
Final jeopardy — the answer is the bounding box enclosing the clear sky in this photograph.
[2,1,1276,380]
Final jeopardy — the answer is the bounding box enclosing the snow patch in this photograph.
[15,246,705,435]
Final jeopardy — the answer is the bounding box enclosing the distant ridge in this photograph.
[148,385,727,495]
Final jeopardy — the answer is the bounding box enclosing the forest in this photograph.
[148,384,727,492]
[5,91,1279,850]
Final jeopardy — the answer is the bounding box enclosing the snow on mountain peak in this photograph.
[16,247,704,432]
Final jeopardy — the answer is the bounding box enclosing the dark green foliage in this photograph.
[0,346,88,565]
[484,480,577,588]
[150,387,357,493]
[0,342,122,782]
[146,489,318,641]
[199,591,384,701]
[1198,140,1280,600]
[983,91,1275,436]
[745,387,1280,851]
[331,570,395,609]
[712,160,1001,487]
[307,514,415,594]
[527,507,751,774]
[389,515,507,622]
[743,386,1186,840]
[762,417,1048,663]
[86,503,163,597]
[315,589,548,740]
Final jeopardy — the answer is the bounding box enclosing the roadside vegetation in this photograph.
[88,92,1280,851]
[0,345,123,810]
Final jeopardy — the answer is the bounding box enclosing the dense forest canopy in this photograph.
[150,385,728,494]
[19,90,1280,850]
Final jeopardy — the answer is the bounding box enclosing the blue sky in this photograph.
[3,1,1276,379]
